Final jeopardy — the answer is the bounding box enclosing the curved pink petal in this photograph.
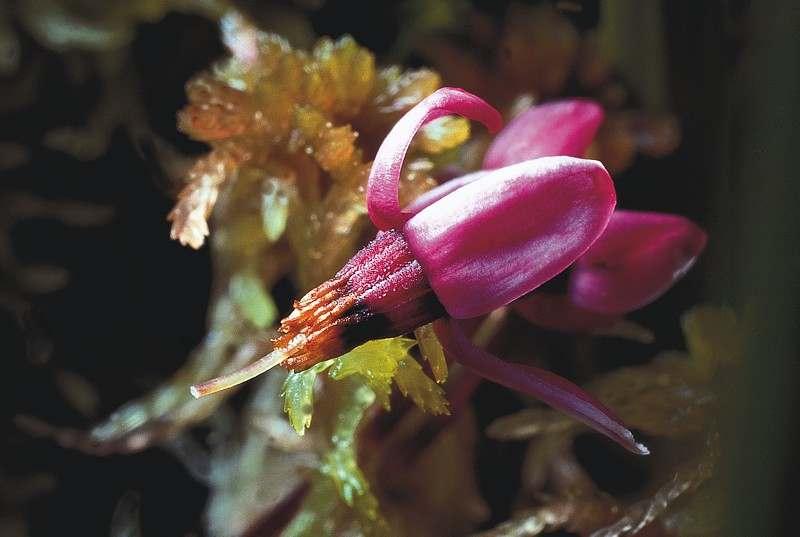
[403,157,616,319]
[435,319,648,455]
[569,210,708,315]
[483,99,604,169]
[367,87,503,230]
[512,292,621,332]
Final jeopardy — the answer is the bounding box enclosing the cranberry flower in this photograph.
[482,101,706,332]
[190,88,649,455]
[416,98,707,333]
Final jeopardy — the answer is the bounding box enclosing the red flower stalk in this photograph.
[190,88,649,455]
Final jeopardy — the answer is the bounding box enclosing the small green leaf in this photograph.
[328,382,376,448]
[328,337,416,408]
[321,445,369,506]
[414,323,448,383]
[394,357,450,416]
[282,360,334,434]
[319,380,390,533]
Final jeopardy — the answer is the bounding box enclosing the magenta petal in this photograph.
[569,210,708,315]
[403,157,616,319]
[404,170,489,215]
[512,292,621,333]
[367,87,503,230]
[436,319,648,455]
[483,99,604,169]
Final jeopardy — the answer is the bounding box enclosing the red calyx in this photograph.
[274,229,445,370]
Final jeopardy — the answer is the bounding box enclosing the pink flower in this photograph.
[417,98,707,333]
[191,88,648,455]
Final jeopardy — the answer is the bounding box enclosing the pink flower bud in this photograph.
[483,99,604,169]
[569,210,708,314]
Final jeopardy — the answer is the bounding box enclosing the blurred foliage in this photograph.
[0,0,226,159]
[483,304,737,536]
[396,1,680,176]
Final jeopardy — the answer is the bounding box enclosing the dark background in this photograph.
[1,1,797,536]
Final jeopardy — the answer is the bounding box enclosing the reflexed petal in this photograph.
[483,99,604,169]
[404,157,616,319]
[435,319,648,455]
[367,87,502,230]
[569,210,707,314]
